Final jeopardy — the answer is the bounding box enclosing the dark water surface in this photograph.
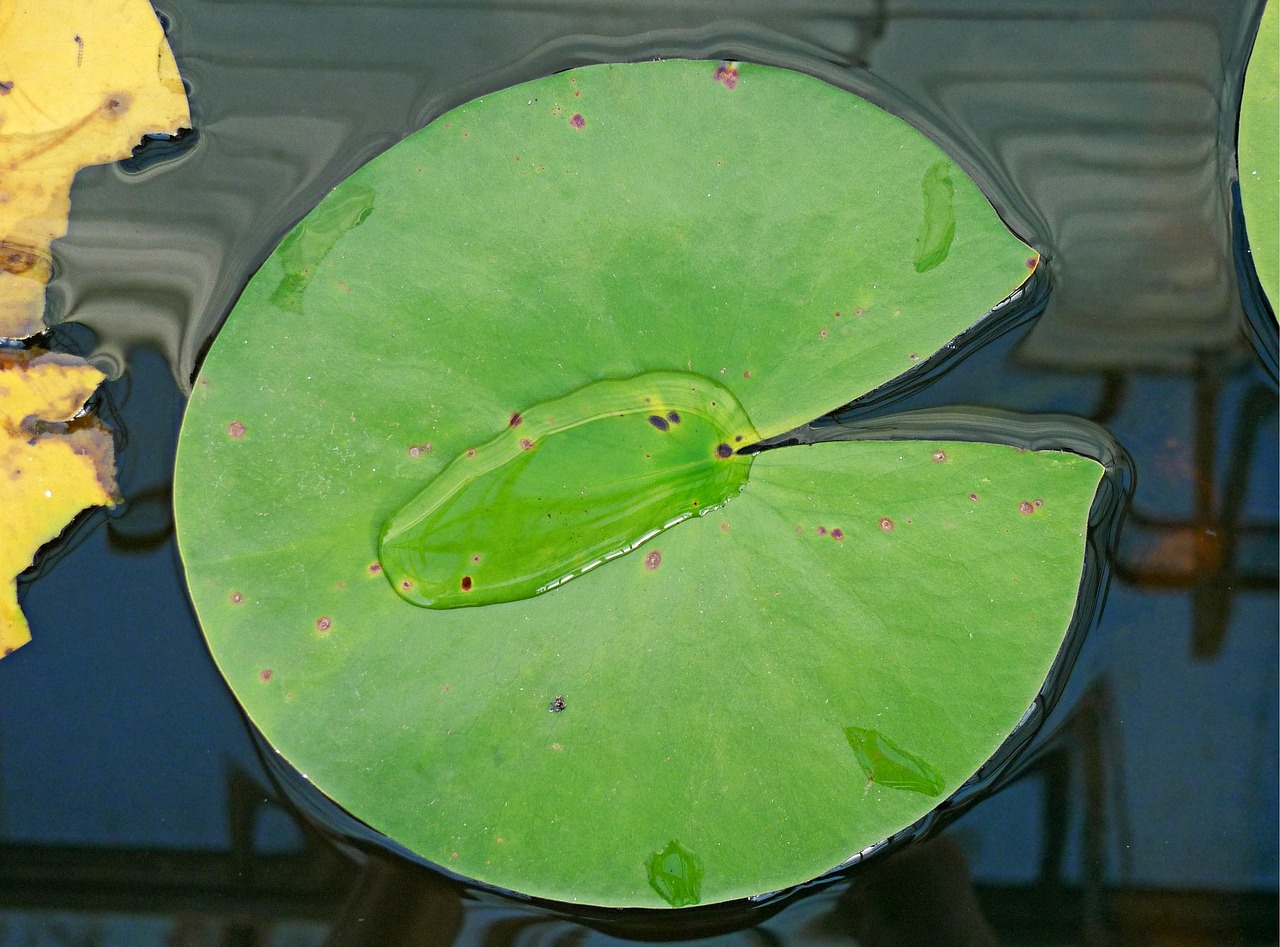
[3,1,1277,944]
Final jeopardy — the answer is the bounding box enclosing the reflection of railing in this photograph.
[1100,355,1278,659]
[0,694,1274,945]
[0,767,355,929]
[999,679,1132,947]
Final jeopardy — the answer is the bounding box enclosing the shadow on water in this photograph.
[2,0,1277,945]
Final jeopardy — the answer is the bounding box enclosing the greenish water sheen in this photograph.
[269,183,376,314]
[379,371,757,608]
[913,161,956,274]
[647,840,704,908]
[845,726,946,796]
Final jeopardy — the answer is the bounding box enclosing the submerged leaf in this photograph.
[175,60,1101,906]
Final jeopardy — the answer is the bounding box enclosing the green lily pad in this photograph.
[1240,0,1278,312]
[174,60,1103,907]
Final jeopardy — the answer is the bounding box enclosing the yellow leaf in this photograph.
[0,0,188,656]
[1,421,117,655]
[1,350,118,656]
[0,348,105,428]
[0,0,190,337]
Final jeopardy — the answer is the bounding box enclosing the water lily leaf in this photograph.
[0,0,189,338]
[174,60,1100,906]
[1239,0,1277,312]
[0,350,117,656]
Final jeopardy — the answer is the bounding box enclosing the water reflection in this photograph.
[3,0,1276,944]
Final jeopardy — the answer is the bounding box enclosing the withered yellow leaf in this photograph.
[1,351,118,656]
[1,421,117,655]
[0,0,190,338]
[0,0,188,656]
[0,348,105,428]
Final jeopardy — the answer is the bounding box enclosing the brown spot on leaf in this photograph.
[713,62,739,89]
[0,81,12,95]
[879,517,894,532]
[932,450,947,462]
[259,669,273,682]
[316,616,332,633]
[831,528,845,541]
[667,411,681,424]
[819,327,829,339]
[0,241,37,274]
[549,694,566,712]
[509,412,522,427]
[230,592,243,604]
[817,525,827,536]
[715,443,732,458]
[1034,498,1043,508]
[1019,501,1035,515]
[570,113,585,129]
[520,438,534,450]
[227,420,245,439]
[968,493,979,502]
[368,562,382,574]
[644,550,662,570]
[465,449,476,458]
[460,575,473,591]
[647,415,669,431]
[99,92,132,118]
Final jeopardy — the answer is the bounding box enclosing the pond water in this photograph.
[2,0,1277,944]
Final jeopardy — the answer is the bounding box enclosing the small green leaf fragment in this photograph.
[379,371,758,608]
[647,840,703,907]
[1239,0,1278,310]
[270,183,376,313]
[912,160,956,273]
[844,726,946,797]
